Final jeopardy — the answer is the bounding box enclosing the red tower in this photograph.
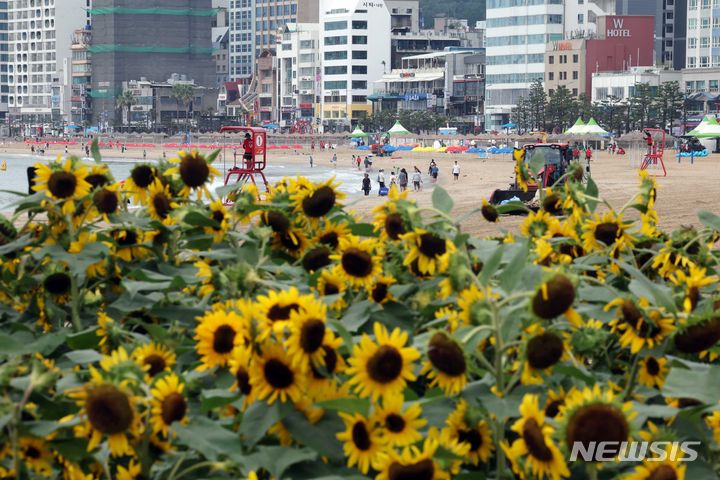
[220,126,271,197]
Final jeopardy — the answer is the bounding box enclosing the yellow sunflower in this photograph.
[624,458,686,480]
[544,387,567,418]
[521,324,566,385]
[255,287,321,340]
[205,199,231,242]
[314,269,347,310]
[307,343,347,399]
[272,227,310,258]
[346,322,420,401]
[228,346,255,403]
[669,264,717,312]
[581,211,634,254]
[520,210,560,239]
[504,394,570,480]
[481,198,499,223]
[116,460,142,480]
[330,236,382,289]
[111,228,146,262]
[124,164,158,203]
[367,274,396,304]
[146,179,179,225]
[164,149,220,199]
[606,298,675,354]
[85,163,113,190]
[133,342,176,380]
[457,284,487,326]
[195,307,250,370]
[637,355,668,389]
[336,412,387,474]
[514,147,533,192]
[250,342,304,404]
[194,259,214,297]
[91,183,121,221]
[33,157,92,214]
[372,200,409,242]
[401,229,456,276]
[285,303,342,370]
[313,221,352,251]
[291,178,345,222]
[652,243,694,279]
[375,437,449,480]
[421,332,467,395]
[443,399,494,464]
[372,394,427,447]
[706,410,720,444]
[532,274,582,326]
[149,373,188,437]
[18,437,54,476]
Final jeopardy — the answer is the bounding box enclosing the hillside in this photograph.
[420,0,486,28]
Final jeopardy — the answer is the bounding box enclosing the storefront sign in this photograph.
[404,93,427,101]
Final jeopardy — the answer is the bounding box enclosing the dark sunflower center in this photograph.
[319,231,339,249]
[161,392,187,425]
[388,459,435,480]
[322,282,340,296]
[152,193,172,219]
[131,166,155,188]
[302,247,331,272]
[351,421,371,451]
[25,446,41,459]
[428,332,466,376]
[687,286,700,311]
[264,358,294,389]
[47,171,78,198]
[522,418,554,461]
[371,283,389,303]
[300,319,326,353]
[418,233,446,258]
[144,354,166,377]
[481,203,499,223]
[302,186,336,217]
[116,230,138,246]
[595,222,620,246]
[385,413,406,433]
[263,211,290,233]
[93,189,119,215]
[311,346,339,379]
[279,232,303,251]
[211,210,225,227]
[236,367,252,395]
[532,274,575,319]
[676,398,702,408]
[341,248,373,277]
[646,357,660,376]
[566,403,629,457]
[366,345,403,384]
[458,428,483,451]
[545,400,562,418]
[384,213,407,240]
[179,154,210,188]
[267,303,300,322]
[212,325,237,354]
[86,173,109,189]
[44,272,71,295]
[542,194,562,214]
[674,318,720,353]
[526,332,564,370]
[86,385,134,435]
[647,465,678,480]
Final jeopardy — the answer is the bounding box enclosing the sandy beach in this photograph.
[0,140,717,236]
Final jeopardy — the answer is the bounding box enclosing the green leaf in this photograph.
[184,211,218,228]
[64,350,102,365]
[349,223,375,237]
[478,244,504,286]
[499,240,529,292]
[316,398,370,416]
[239,401,281,447]
[431,186,454,213]
[339,300,378,332]
[200,389,240,413]
[66,328,99,350]
[585,176,599,212]
[663,363,720,405]
[282,410,345,461]
[617,261,676,312]
[698,210,720,231]
[175,417,244,463]
[91,137,102,164]
[495,201,530,215]
[247,446,317,479]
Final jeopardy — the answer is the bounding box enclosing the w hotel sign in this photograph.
[606,18,631,38]
[598,15,653,40]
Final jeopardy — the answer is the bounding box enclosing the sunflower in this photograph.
[504,394,570,480]
[481,198,499,223]
[652,243,694,279]
[367,274,396,304]
[557,384,636,461]
[291,178,345,222]
[373,200,409,241]
[674,315,720,354]
[195,308,250,370]
[116,460,142,480]
[204,199,231,243]
[421,332,467,395]
[330,236,382,289]
[531,274,582,326]
[228,346,254,403]
[514,148,533,192]
[111,229,145,262]
[402,229,456,276]
[194,259,215,297]
[255,287,320,340]
[582,211,634,254]
[302,246,332,273]
[637,355,668,389]
[165,149,220,199]
[706,410,720,444]
[624,458,686,480]
[85,163,113,190]
[272,227,309,258]
[146,179,179,225]
[336,412,387,474]
[457,284,488,326]
[544,387,567,418]
[285,303,342,369]
[124,164,157,203]
[372,394,426,447]
[346,322,420,401]
[520,210,559,239]
[313,221,352,250]
[250,342,304,404]
[669,264,717,312]
[606,298,675,354]
[92,184,121,221]
[18,437,53,476]
[521,325,566,385]
[375,438,449,480]
[443,399,494,464]
[33,157,92,214]
[307,343,347,399]
[133,343,176,380]
[149,373,188,438]
[314,269,347,310]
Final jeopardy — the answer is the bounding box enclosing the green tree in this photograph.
[171,83,195,132]
[595,95,625,136]
[628,83,654,130]
[527,79,547,131]
[546,86,577,133]
[511,96,531,134]
[653,81,683,131]
[115,90,136,127]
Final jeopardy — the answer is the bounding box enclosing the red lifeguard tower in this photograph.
[220,126,271,196]
[639,128,667,177]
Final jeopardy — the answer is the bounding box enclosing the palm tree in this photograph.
[116,90,137,128]
[171,83,195,133]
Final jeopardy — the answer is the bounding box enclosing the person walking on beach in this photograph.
[377,169,386,190]
[309,154,314,168]
[356,156,361,170]
[331,153,337,168]
[644,129,653,154]
[452,161,460,181]
[64,146,68,155]
[363,156,369,170]
[362,173,371,196]
[430,163,439,183]
[398,168,408,191]
[585,147,592,162]
[143,150,147,160]
[428,159,436,175]
[389,171,397,188]
[412,167,422,191]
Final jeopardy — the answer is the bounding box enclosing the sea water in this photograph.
[0,154,364,210]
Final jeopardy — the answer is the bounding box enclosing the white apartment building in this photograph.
[685,0,720,69]
[228,0,255,81]
[277,22,320,126]
[564,0,615,38]
[7,0,88,133]
[591,67,683,103]
[319,0,390,131]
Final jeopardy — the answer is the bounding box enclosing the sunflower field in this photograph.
[1,145,720,480]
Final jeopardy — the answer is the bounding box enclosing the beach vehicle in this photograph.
[220,126,270,201]
[488,143,573,206]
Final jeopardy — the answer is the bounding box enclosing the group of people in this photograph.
[360,159,461,196]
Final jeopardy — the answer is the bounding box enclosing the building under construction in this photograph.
[90,0,216,127]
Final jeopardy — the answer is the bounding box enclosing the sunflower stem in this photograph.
[171,461,217,480]
[490,295,507,480]
[167,452,188,480]
[623,355,641,401]
[587,463,598,480]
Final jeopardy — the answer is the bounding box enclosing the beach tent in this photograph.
[687,115,720,138]
[583,118,609,136]
[351,127,368,138]
[501,122,517,129]
[386,121,412,137]
[565,117,586,134]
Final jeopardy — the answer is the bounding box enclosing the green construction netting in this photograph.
[89,88,119,99]
[88,45,214,55]
[89,7,217,16]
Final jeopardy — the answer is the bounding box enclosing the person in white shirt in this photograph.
[452,161,460,181]
[377,169,386,190]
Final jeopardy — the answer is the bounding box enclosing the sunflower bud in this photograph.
[481,202,499,223]
[674,317,720,353]
[532,274,575,319]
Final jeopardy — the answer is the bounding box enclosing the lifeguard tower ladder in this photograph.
[639,128,667,177]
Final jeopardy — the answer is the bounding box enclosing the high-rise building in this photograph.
[386,0,419,33]
[0,1,9,124]
[70,27,92,127]
[277,23,320,128]
[212,0,230,87]
[319,0,390,131]
[6,0,89,133]
[684,0,720,69]
[90,1,215,127]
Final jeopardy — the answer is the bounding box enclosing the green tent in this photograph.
[583,118,609,135]
[565,117,585,134]
[687,115,720,138]
[351,127,368,138]
[386,121,412,137]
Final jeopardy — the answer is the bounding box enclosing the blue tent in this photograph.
[501,122,517,129]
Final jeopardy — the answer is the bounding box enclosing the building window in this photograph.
[352,36,367,45]
[351,65,367,74]
[578,14,584,23]
[572,88,578,95]
[324,66,347,75]
[710,80,719,91]
[572,54,578,63]
[701,56,710,67]
[689,37,697,48]
[325,51,347,60]
[324,21,347,31]
[324,80,347,90]
[548,55,554,64]
[687,57,697,67]
[703,0,711,7]
[548,89,554,95]
[324,36,347,46]
[701,37,710,48]
[351,80,367,89]
[352,50,368,59]
[701,17,710,28]
[352,21,367,29]
[689,18,697,29]
[548,72,554,80]
[572,71,578,80]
